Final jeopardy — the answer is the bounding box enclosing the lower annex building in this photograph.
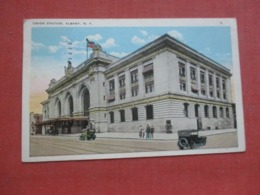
[39,34,235,134]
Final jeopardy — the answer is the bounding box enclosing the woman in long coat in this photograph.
[146,124,150,139]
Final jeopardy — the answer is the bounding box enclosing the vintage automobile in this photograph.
[177,129,207,150]
[79,128,96,141]
[47,128,59,135]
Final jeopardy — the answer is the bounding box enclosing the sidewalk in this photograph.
[62,129,237,140]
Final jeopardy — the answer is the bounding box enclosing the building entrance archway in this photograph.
[83,89,90,116]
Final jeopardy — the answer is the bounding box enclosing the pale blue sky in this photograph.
[32,26,232,66]
[30,26,233,95]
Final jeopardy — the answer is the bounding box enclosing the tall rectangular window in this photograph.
[223,92,226,100]
[204,105,209,117]
[210,90,213,97]
[132,107,138,121]
[216,77,220,88]
[179,62,186,77]
[146,105,154,120]
[226,107,230,118]
[131,86,139,97]
[217,90,220,98]
[209,74,213,86]
[109,80,115,91]
[190,67,196,81]
[119,110,125,122]
[180,81,186,91]
[109,112,114,123]
[200,71,205,83]
[120,92,126,100]
[184,103,189,117]
[222,79,226,90]
[220,107,224,118]
[145,82,154,93]
[119,75,125,88]
[213,106,217,118]
[195,104,200,118]
[131,70,138,83]
[201,89,206,95]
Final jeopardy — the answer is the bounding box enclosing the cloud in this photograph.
[101,38,117,48]
[131,31,160,46]
[131,36,146,45]
[147,35,159,42]
[167,30,184,41]
[86,34,102,42]
[140,30,148,36]
[48,45,60,53]
[72,40,84,49]
[109,51,128,58]
[60,36,70,42]
[32,41,45,50]
[59,41,68,48]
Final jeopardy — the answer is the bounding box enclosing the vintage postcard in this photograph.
[22,18,245,162]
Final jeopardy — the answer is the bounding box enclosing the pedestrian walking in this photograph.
[146,124,150,139]
[139,125,143,138]
[150,125,154,138]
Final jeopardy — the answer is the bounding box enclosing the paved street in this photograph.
[30,130,238,157]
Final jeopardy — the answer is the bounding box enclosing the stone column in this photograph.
[138,64,144,96]
[205,69,210,98]
[114,75,119,104]
[61,92,66,117]
[213,72,217,100]
[219,76,223,101]
[197,66,201,97]
[186,61,191,95]
[125,69,131,101]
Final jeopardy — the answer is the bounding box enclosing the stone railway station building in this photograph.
[39,34,235,134]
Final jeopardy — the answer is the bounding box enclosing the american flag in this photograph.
[86,38,95,48]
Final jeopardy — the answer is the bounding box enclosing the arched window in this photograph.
[204,105,209,118]
[220,107,224,118]
[195,104,200,118]
[146,105,154,120]
[132,107,138,121]
[213,106,217,118]
[68,95,73,117]
[109,112,114,123]
[226,107,230,118]
[83,89,90,116]
[184,103,189,117]
[57,100,61,117]
[119,110,125,122]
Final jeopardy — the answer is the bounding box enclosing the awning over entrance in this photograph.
[142,64,153,74]
[107,94,115,101]
[191,84,199,93]
[37,117,89,126]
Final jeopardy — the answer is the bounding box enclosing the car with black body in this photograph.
[79,128,96,141]
[177,129,207,150]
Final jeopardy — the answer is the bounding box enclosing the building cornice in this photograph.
[46,57,112,94]
[105,34,232,77]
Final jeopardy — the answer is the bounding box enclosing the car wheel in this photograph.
[178,138,188,148]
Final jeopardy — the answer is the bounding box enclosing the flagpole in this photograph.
[86,38,88,60]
